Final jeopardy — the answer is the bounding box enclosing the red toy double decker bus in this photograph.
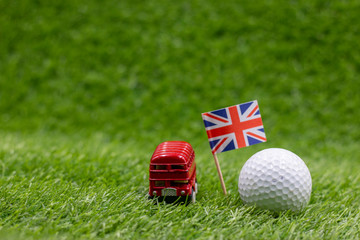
[149,141,197,203]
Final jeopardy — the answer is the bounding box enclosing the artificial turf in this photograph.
[0,0,359,239]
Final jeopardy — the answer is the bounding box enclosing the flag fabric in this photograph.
[202,100,266,154]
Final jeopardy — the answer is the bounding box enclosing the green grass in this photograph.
[0,0,360,239]
[0,133,359,239]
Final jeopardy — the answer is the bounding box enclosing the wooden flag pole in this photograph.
[213,153,227,195]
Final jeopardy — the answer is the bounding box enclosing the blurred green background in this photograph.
[0,0,360,239]
[1,0,359,145]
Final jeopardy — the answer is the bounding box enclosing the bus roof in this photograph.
[150,141,194,164]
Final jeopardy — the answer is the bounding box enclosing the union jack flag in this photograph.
[202,100,266,154]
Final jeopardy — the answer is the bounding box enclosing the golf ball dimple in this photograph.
[238,148,312,212]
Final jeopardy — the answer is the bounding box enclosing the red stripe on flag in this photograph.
[228,106,245,148]
[247,105,259,118]
[212,137,228,154]
[247,131,266,141]
[203,113,228,123]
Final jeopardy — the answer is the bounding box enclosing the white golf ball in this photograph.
[238,148,312,212]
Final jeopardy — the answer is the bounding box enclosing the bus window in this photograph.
[171,180,188,186]
[171,165,185,169]
[155,181,165,187]
[155,165,167,170]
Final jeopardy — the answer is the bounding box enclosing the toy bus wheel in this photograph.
[191,189,196,203]
[195,179,198,194]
